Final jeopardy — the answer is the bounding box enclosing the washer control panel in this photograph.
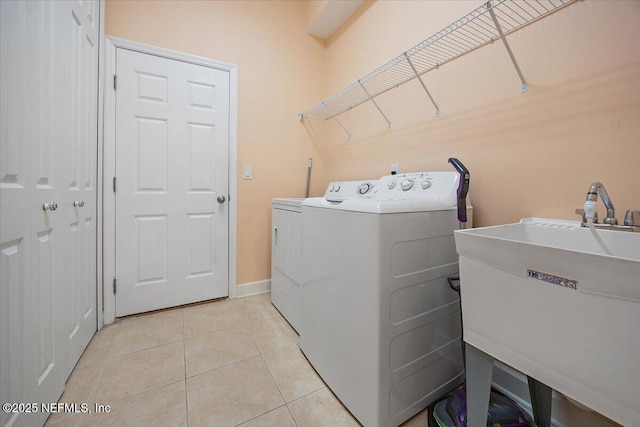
[381,173,435,193]
[324,180,377,201]
[371,172,459,201]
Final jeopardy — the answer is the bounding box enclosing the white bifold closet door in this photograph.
[0,1,99,426]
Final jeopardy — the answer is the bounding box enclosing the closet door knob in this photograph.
[74,200,85,207]
[43,202,58,211]
[217,195,226,204]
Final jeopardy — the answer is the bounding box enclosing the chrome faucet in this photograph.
[575,182,639,232]
[585,182,618,225]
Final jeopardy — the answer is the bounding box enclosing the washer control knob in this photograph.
[400,179,414,191]
[357,183,371,195]
[328,185,335,192]
[335,185,341,192]
[421,180,432,189]
[387,182,396,190]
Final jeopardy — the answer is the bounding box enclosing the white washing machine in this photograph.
[300,171,472,427]
[271,179,377,334]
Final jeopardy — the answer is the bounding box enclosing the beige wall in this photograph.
[309,0,640,227]
[105,0,330,285]
[106,0,640,287]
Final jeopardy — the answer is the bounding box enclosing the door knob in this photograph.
[43,202,58,211]
[217,195,226,204]
[74,200,85,207]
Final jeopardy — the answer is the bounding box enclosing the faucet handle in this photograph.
[624,210,640,226]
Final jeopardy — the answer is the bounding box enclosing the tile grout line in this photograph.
[183,300,257,338]
[83,310,186,416]
[90,379,187,410]
[88,312,186,406]
[72,324,121,427]
[182,304,271,421]
[186,349,260,380]
[286,388,328,427]
[183,319,261,379]
[227,298,290,426]
[185,325,300,382]
[181,307,190,427]
[232,403,293,427]
[231,355,288,427]
[242,306,264,354]
[76,323,124,368]
[70,298,279,426]
[185,322,246,339]
[54,301,215,425]
[243,307,300,355]
[257,325,303,427]
[259,342,318,427]
[106,336,185,361]
[286,385,328,406]
[261,352,287,404]
[285,402,301,427]
[182,300,292,379]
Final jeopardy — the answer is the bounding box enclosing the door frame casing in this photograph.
[102,36,239,325]
[97,0,105,329]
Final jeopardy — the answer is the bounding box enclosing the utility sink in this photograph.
[454,218,640,426]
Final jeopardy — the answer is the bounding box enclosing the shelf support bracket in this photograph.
[488,2,528,93]
[322,102,351,140]
[358,80,391,128]
[404,52,440,117]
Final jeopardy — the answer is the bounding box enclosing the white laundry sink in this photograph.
[454,218,640,426]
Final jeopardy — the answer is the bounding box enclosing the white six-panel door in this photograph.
[115,48,229,316]
[0,1,99,426]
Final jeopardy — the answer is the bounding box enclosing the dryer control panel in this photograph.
[324,180,378,202]
[372,172,459,202]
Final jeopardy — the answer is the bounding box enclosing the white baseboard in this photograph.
[492,363,618,427]
[235,279,271,298]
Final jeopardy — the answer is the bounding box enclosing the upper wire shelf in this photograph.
[299,0,575,127]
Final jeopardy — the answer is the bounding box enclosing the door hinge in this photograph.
[113,278,117,294]
[113,74,117,90]
[112,177,116,193]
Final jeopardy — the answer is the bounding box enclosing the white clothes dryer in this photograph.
[300,171,472,427]
[271,179,378,333]
[271,197,305,331]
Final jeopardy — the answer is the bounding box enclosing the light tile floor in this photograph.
[45,294,428,427]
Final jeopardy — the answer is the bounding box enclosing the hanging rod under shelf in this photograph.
[299,0,576,124]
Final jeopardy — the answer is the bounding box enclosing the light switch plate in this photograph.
[243,165,252,179]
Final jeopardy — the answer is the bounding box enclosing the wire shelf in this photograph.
[300,0,576,122]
